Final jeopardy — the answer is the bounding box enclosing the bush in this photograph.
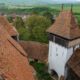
[30,61,53,80]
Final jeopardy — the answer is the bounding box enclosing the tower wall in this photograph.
[48,41,73,77]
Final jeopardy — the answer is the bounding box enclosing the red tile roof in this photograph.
[47,10,80,40]
[0,16,18,36]
[0,24,34,80]
[19,41,48,62]
[68,48,80,78]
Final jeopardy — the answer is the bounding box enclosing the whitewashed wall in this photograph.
[48,41,74,77]
[66,44,79,61]
[66,47,73,62]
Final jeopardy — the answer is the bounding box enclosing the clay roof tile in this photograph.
[0,16,18,36]
[0,24,34,80]
[47,10,80,40]
[19,41,48,62]
[68,48,80,78]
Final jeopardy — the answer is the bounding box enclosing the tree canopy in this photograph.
[42,11,54,23]
[13,16,25,29]
[26,15,51,43]
[13,16,30,40]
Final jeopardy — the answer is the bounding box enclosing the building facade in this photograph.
[47,10,80,79]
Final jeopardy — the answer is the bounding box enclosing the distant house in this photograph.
[8,14,31,21]
[47,9,80,80]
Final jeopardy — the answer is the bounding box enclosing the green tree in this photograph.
[26,15,51,43]
[13,16,29,40]
[13,16,25,29]
[7,16,13,23]
[31,7,50,14]
[42,11,54,23]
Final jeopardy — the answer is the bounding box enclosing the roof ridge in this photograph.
[47,10,80,40]
[8,38,27,57]
[68,11,73,38]
[69,12,80,38]
[0,16,18,36]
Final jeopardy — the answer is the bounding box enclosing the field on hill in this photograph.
[48,4,80,12]
[1,4,80,17]
[8,4,80,22]
[28,4,80,23]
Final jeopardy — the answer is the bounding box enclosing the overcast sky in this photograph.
[0,0,80,4]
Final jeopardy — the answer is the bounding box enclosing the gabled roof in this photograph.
[68,48,80,78]
[19,41,48,62]
[0,24,34,80]
[0,16,18,36]
[47,10,80,40]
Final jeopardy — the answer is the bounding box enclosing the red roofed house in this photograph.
[0,18,34,80]
[0,16,19,41]
[47,8,80,80]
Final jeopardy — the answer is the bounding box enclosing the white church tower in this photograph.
[47,8,80,79]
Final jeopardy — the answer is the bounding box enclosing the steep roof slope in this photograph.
[0,16,18,36]
[47,10,80,40]
[0,24,34,80]
[68,49,80,78]
[19,41,48,62]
